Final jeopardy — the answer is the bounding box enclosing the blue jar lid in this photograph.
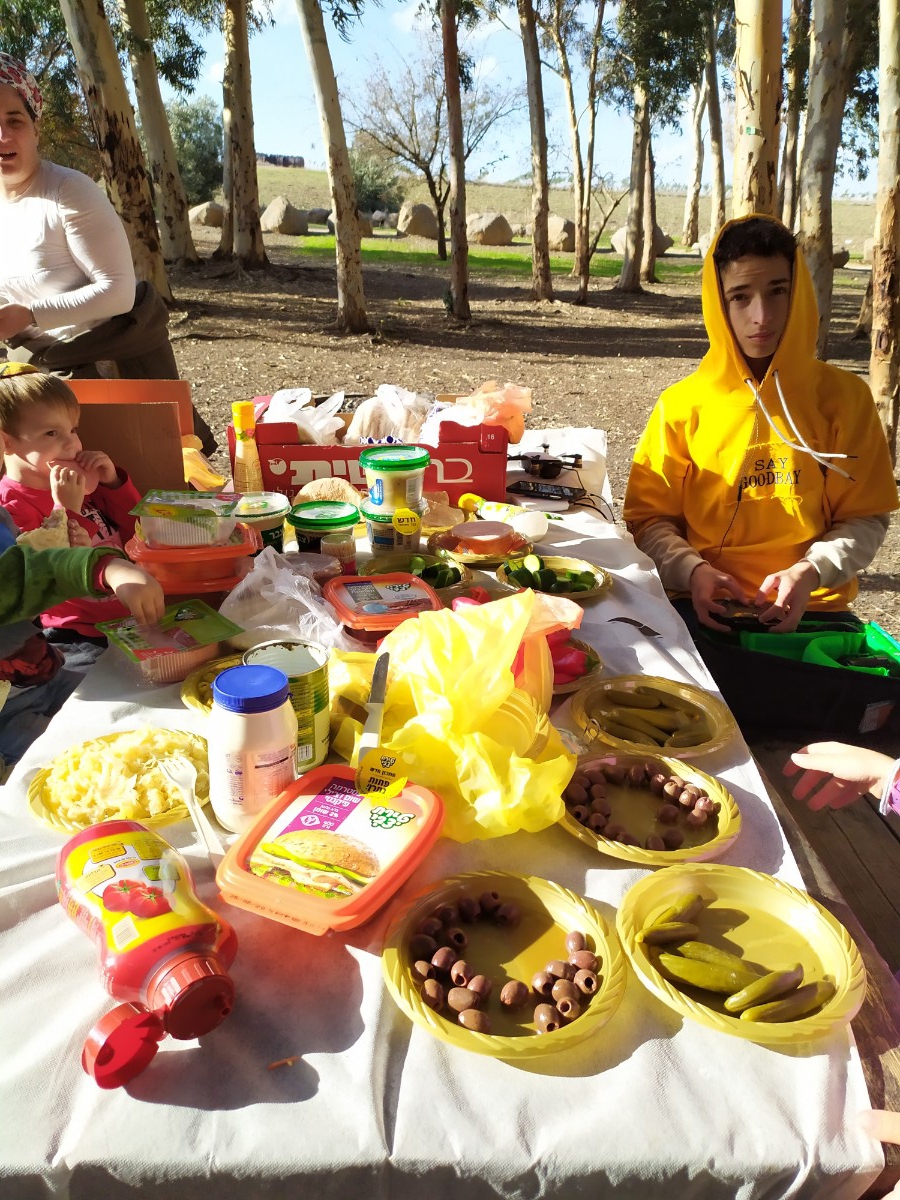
[212,664,290,713]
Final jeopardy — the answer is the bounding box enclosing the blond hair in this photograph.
[0,371,79,436]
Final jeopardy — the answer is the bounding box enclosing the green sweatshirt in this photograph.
[0,545,125,626]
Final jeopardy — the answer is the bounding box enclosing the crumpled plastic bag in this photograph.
[260,388,345,445]
[453,380,533,444]
[328,591,582,840]
[219,546,354,651]
[345,384,433,445]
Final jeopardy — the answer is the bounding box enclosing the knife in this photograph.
[357,651,390,773]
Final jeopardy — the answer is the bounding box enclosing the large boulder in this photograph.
[384,212,399,229]
[260,196,308,235]
[307,207,331,225]
[467,212,514,246]
[397,201,439,240]
[547,214,575,252]
[611,223,673,257]
[189,201,224,228]
[832,248,850,269]
[326,211,373,237]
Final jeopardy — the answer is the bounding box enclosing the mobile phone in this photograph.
[713,601,768,631]
[507,480,586,502]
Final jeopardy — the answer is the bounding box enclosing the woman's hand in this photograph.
[783,741,896,810]
[754,561,819,632]
[690,562,751,631]
[0,303,35,340]
[75,450,117,489]
[49,462,86,514]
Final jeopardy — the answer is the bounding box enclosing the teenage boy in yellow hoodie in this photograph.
[624,214,898,634]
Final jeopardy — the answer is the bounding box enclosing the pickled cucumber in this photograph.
[724,964,804,1014]
[678,941,762,979]
[657,952,759,994]
[739,980,835,1022]
[645,893,705,930]
[637,921,700,946]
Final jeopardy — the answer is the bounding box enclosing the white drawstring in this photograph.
[743,371,853,479]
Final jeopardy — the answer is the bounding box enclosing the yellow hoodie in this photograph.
[623,215,899,609]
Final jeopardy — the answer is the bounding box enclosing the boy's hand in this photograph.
[784,741,895,810]
[49,463,86,514]
[75,450,117,489]
[754,561,819,632]
[690,562,751,631]
[67,519,92,548]
[101,559,166,625]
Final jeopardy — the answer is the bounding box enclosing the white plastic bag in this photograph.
[218,547,353,651]
[345,384,432,445]
[261,388,345,445]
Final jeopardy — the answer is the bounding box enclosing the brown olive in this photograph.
[583,767,606,787]
[646,834,666,851]
[431,946,457,975]
[564,782,589,806]
[694,795,715,814]
[670,775,685,790]
[447,986,479,1013]
[444,926,468,950]
[604,823,625,840]
[568,949,599,973]
[619,832,640,846]
[500,980,530,1009]
[587,812,608,833]
[409,933,438,962]
[468,974,493,1002]
[415,917,443,939]
[534,1003,563,1033]
[663,780,681,800]
[677,789,696,809]
[531,969,555,997]
[565,930,587,954]
[661,827,685,850]
[456,896,481,923]
[602,765,626,785]
[627,764,646,787]
[434,903,460,926]
[573,968,599,995]
[479,890,502,915]
[551,978,579,1004]
[649,773,667,795]
[657,804,680,824]
[450,959,474,987]
[686,808,709,827]
[495,902,521,928]
[421,979,445,1010]
[546,959,575,981]
[556,995,582,1021]
[569,804,590,824]
[590,793,611,816]
[458,1008,491,1033]
[413,960,435,982]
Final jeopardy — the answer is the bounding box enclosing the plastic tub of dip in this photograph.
[235,492,291,553]
[215,764,444,935]
[242,639,331,771]
[361,499,426,554]
[359,445,430,510]
[287,500,360,553]
[322,572,442,644]
[125,523,261,593]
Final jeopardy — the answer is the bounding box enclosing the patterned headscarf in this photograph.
[0,53,43,122]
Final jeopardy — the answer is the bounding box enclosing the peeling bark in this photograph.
[615,82,648,294]
[778,0,809,230]
[732,0,782,217]
[682,78,707,247]
[224,0,267,269]
[640,135,658,283]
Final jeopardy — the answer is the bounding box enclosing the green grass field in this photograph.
[255,164,876,256]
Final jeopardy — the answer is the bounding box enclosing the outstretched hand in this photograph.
[783,741,896,811]
[101,559,166,625]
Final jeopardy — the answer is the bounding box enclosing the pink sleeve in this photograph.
[93,470,141,543]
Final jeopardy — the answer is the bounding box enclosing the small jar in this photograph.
[234,491,291,553]
[208,664,298,833]
[359,445,430,510]
[362,500,426,553]
[320,528,357,574]
[287,500,360,553]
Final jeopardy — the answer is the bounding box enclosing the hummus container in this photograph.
[359,445,430,510]
[322,572,443,644]
[235,491,291,552]
[125,524,261,594]
[215,764,444,934]
[287,500,360,553]
[362,499,426,554]
[131,490,240,547]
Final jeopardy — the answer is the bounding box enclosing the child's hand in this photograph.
[67,519,92,548]
[859,1110,900,1194]
[49,463,86,513]
[75,450,117,490]
[783,741,896,810]
[101,559,166,625]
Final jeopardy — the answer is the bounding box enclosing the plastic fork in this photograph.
[159,753,226,867]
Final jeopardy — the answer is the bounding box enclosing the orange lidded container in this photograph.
[215,765,444,934]
[322,572,442,644]
[125,523,261,593]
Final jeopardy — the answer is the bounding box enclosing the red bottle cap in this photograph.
[82,1003,165,1089]
[146,951,235,1040]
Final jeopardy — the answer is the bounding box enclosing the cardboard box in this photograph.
[68,380,190,494]
[227,416,510,504]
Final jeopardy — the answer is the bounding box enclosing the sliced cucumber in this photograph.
[522,553,544,573]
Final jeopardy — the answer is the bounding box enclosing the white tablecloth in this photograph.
[0,501,883,1199]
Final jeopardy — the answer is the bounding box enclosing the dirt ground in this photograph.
[170,229,899,643]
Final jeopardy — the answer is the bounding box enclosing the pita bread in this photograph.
[15,507,70,550]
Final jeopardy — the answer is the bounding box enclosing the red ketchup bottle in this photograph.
[56,820,238,1088]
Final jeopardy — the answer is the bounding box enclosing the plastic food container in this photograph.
[131,491,241,547]
[448,520,518,557]
[359,445,430,510]
[215,764,443,934]
[97,599,245,684]
[125,524,261,593]
[234,491,291,553]
[361,500,426,554]
[287,500,360,553]
[322,572,443,644]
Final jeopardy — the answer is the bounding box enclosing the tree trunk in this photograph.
[441,0,470,321]
[640,135,658,283]
[216,69,234,258]
[682,78,707,247]
[224,0,267,269]
[732,0,782,217]
[117,0,198,264]
[57,0,171,300]
[616,82,648,294]
[853,278,872,338]
[798,0,852,358]
[548,4,585,280]
[869,0,900,463]
[424,170,448,261]
[518,0,552,301]
[574,1,604,304]
[295,0,369,331]
[706,13,727,242]
[779,0,809,230]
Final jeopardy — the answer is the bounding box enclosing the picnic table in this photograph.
[0,437,896,1200]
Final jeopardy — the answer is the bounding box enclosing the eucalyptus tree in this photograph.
[779,0,810,229]
[732,0,781,216]
[681,76,707,247]
[222,0,267,268]
[705,6,728,241]
[517,0,552,299]
[441,0,472,320]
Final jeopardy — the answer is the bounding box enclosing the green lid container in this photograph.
[287,500,360,533]
[358,445,431,472]
[360,499,426,524]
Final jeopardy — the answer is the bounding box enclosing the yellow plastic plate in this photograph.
[27,729,210,834]
[560,751,740,867]
[497,555,613,602]
[552,637,602,696]
[570,674,734,758]
[617,863,866,1043]
[382,871,626,1059]
[180,654,243,713]
[427,529,534,567]
[357,553,473,592]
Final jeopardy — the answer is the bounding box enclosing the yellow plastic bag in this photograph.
[328,592,580,841]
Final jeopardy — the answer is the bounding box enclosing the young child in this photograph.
[0,365,143,658]
[0,507,164,772]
